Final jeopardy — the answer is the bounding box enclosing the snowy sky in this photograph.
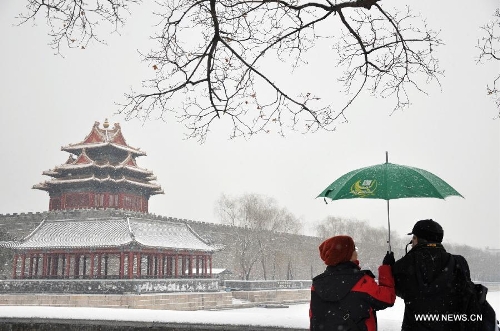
[0,292,499,330]
[0,1,498,249]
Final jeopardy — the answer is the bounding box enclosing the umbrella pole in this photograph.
[385,151,392,253]
[387,200,392,253]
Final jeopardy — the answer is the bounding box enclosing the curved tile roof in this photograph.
[130,219,213,251]
[13,218,214,252]
[61,121,146,157]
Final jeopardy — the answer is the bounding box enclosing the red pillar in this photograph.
[205,255,209,277]
[42,254,48,277]
[188,255,193,277]
[174,254,178,278]
[28,254,34,278]
[97,253,102,278]
[103,254,109,278]
[202,255,205,277]
[154,254,159,277]
[158,254,164,278]
[149,255,154,276]
[12,254,18,279]
[20,254,26,279]
[119,252,125,279]
[154,254,157,276]
[136,253,141,278]
[209,255,212,277]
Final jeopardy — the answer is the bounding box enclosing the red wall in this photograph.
[49,192,148,213]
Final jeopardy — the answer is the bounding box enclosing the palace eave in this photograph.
[33,176,164,195]
[42,163,155,177]
[9,218,214,252]
[61,142,146,157]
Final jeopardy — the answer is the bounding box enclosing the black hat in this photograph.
[408,219,444,243]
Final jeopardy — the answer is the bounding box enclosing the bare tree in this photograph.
[19,0,442,141]
[478,9,500,113]
[215,193,302,279]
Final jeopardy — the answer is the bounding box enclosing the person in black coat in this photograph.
[391,219,475,331]
[310,235,396,331]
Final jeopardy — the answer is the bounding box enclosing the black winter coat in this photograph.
[392,243,471,331]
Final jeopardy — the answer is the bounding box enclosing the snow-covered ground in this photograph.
[0,292,498,330]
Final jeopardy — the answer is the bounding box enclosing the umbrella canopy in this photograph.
[318,154,463,252]
[318,162,463,201]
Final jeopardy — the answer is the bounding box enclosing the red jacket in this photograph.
[310,262,395,331]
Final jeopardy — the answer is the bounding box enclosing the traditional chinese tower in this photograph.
[33,120,163,213]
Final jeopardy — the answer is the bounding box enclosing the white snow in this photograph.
[0,292,498,330]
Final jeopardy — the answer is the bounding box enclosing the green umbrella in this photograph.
[318,152,463,252]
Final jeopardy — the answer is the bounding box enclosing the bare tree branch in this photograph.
[19,0,443,141]
[478,9,500,115]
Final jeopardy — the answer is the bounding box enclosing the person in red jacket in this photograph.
[310,235,396,331]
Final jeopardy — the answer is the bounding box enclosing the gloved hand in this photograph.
[383,251,395,266]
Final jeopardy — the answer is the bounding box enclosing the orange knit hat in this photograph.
[319,235,355,266]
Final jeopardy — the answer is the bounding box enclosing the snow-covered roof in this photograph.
[12,218,214,252]
[61,121,146,157]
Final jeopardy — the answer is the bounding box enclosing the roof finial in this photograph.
[103,118,110,129]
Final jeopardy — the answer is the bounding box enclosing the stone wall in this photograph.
[0,292,232,311]
[0,288,310,311]
[231,289,310,304]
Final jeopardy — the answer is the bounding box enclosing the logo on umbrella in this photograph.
[350,180,377,197]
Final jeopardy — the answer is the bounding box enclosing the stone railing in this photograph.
[0,279,219,294]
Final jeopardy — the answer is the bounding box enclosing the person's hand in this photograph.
[383,251,395,266]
